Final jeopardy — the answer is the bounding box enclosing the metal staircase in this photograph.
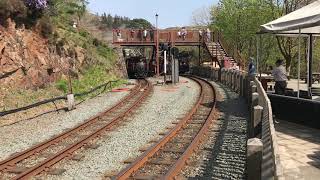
[204,41,238,68]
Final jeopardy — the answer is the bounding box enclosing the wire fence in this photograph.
[0,80,119,117]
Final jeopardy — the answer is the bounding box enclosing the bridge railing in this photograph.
[191,66,283,180]
[215,32,245,68]
[112,29,202,44]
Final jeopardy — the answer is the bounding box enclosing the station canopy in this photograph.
[260,0,320,35]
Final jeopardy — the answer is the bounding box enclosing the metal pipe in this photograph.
[308,34,313,94]
[156,14,159,77]
[164,50,167,83]
[256,35,260,75]
[307,36,310,94]
[298,28,301,98]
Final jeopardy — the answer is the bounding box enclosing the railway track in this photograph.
[0,79,152,180]
[115,76,216,180]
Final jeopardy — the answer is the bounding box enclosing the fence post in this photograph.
[224,70,226,84]
[253,105,263,138]
[247,138,263,180]
[222,69,225,83]
[252,85,257,93]
[237,73,240,93]
[230,71,234,89]
[240,75,243,96]
[248,81,256,103]
[227,70,231,88]
[249,92,259,137]
[234,71,236,91]
[233,72,236,91]
[67,94,75,111]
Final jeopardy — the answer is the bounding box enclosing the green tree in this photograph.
[211,0,314,74]
[126,18,152,29]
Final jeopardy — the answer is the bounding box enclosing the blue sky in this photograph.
[88,0,217,28]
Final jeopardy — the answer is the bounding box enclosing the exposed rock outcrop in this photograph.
[0,19,86,89]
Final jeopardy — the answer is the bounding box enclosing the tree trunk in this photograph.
[285,55,291,77]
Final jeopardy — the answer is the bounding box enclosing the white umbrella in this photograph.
[259,0,320,97]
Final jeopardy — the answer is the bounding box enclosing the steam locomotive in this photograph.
[126,57,149,78]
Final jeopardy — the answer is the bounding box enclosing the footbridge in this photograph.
[112,29,242,76]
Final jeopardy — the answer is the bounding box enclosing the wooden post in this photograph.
[67,94,75,111]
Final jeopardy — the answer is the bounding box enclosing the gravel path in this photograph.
[182,80,248,180]
[45,77,200,180]
[0,82,135,161]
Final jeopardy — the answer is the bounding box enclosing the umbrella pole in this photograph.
[256,35,260,75]
[297,28,301,98]
[307,35,310,94]
[308,34,313,96]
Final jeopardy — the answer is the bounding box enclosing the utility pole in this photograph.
[155,14,160,77]
[164,50,167,83]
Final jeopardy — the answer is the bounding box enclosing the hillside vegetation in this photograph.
[0,0,127,111]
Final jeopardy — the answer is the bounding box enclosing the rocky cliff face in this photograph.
[0,19,85,89]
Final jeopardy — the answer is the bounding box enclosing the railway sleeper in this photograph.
[148,159,174,166]
[47,168,66,175]
[132,174,159,180]
[162,148,185,154]
[7,166,29,174]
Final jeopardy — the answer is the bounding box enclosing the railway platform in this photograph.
[275,120,320,180]
[192,66,320,180]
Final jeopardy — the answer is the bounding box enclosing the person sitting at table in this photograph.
[272,59,288,95]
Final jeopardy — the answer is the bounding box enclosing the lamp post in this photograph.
[155,13,160,77]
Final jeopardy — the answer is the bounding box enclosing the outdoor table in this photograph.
[259,75,274,91]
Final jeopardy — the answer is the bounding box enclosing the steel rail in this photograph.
[164,76,217,179]
[0,79,151,179]
[13,79,152,179]
[0,81,142,171]
[115,76,216,179]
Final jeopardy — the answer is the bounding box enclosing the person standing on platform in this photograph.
[248,57,256,76]
[206,28,211,42]
[181,27,187,40]
[143,29,148,41]
[272,59,288,95]
[199,29,203,41]
[177,30,181,39]
[130,29,135,40]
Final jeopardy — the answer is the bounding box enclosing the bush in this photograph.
[92,38,101,46]
[37,16,54,38]
[0,0,27,26]
[79,29,89,38]
[55,79,68,93]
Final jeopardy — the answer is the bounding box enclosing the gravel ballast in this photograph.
[46,77,200,179]
[0,82,135,161]
[181,80,248,180]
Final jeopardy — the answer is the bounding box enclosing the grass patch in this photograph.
[55,66,126,101]
[1,85,63,111]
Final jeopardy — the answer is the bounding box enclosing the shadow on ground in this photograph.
[190,82,248,180]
